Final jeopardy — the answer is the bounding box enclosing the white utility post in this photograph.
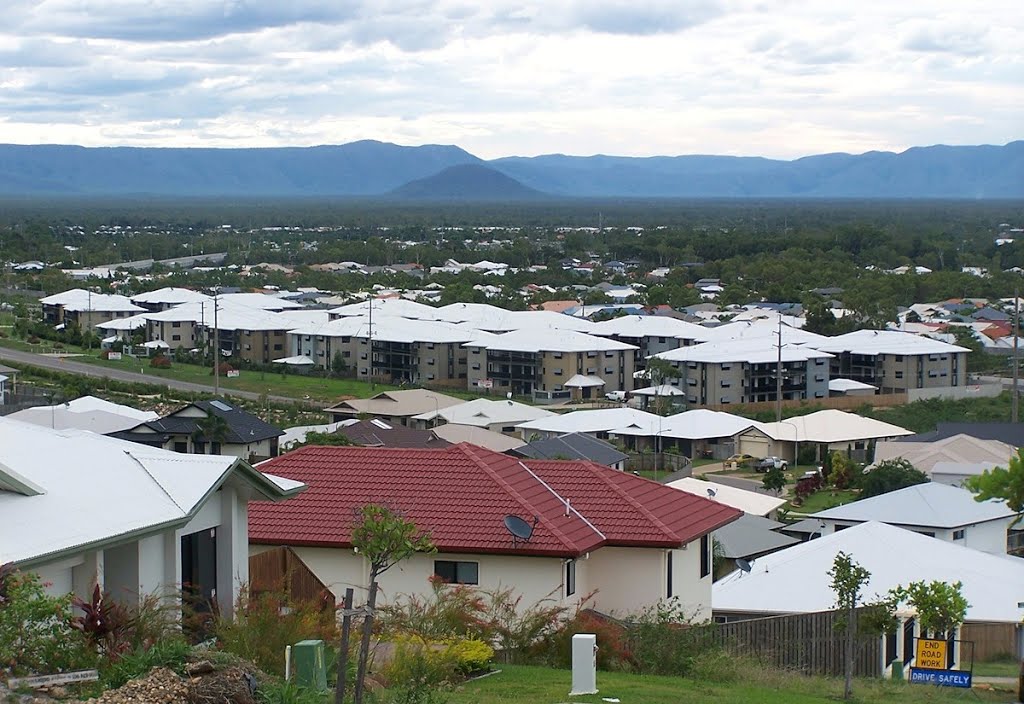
[569,633,598,696]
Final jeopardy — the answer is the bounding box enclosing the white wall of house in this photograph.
[819,517,1011,556]
[32,487,249,617]
[252,540,714,620]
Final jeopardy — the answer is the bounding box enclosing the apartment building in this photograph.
[589,314,713,373]
[40,289,146,330]
[813,330,968,393]
[464,329,637,399]
[651,340,833,406]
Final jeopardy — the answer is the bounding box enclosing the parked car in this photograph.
[725,453,755,468]
[605,390,627,402]
[754,456,789,472]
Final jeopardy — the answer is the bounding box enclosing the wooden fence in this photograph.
[712,609,882,678]
[248,546,335,609]
[960,622,1018,662]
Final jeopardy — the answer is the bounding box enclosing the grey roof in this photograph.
[714,514,800,559]
[112,398,283,445]
[810,482,1017,529]
[900,422,1024,448]
[510,432,628,467]
[780,517,827,535]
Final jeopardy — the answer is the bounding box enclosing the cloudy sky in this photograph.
[1,0,1021,159]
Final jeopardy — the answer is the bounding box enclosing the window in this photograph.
[174,441,188,453]
[700,535,710,578]
[658,336,667,344]
[553,352,563,359]
[433,560,479,585]
[895,371,904,379]
[172,321,181,328]
[666,551,673,597]
[565,560,576,597]
[952,529,965,540]
[172,334,181,341]
[274,344,283,351]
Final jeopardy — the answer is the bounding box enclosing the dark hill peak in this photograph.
[390,163,547,201]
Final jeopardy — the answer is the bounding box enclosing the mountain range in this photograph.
[0,139,1020,199]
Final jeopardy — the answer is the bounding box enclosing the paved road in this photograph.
[0,347,303,405]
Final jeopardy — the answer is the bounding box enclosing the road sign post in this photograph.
[908,638,973,689]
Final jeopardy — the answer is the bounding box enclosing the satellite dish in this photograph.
[503,515,536,543]
[735,558,754,573]
[707,488,717,498]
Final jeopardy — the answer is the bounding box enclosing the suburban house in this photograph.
[324,389,462,426]
[650,340,833,406]
[808,482,1022,556]
[430,424,525,453]
[873,433,1015,484]
[712,521,1024,673]
[813,329,969,392]
[667,477,787,519]
[0,364,14,405]
[249,443,741,619]
[0,417,305,617]
[711,514,799,578]
[515,407,662,446]
[737,410,913,463]
[463,329,637,401]
[411,398,555,435]
[612,409,755,459]
[8,395,159,434]
[111,399,284,461]
[509,432,629,470]
[40,288,147,330]
[329,418,451,449]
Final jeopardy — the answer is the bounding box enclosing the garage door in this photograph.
[740,435,771,459]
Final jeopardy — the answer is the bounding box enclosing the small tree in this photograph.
[859,458,928,499]
[347,505,435,704]
[827,451,854,490]
[964,448,1024,519]
[896,580,969,638]
[762,465,786,495]
[828,552,899,700]
[331,350,348,378]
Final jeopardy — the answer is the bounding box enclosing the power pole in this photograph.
[213,291,220,396]
[775,315,783,423]
[1014,289,1020,423]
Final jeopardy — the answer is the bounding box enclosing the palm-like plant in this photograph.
[191,413,230,454]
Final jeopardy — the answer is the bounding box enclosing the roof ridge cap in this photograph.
[458,444,590,553]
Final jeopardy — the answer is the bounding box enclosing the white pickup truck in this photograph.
[605,390,627,402]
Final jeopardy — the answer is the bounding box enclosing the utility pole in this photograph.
[1014,289,1020,423]
[213,290,220,396]
[775,314,783,423]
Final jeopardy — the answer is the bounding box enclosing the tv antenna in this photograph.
[503,515,538,548]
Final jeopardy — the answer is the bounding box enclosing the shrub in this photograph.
[378,635,461,704]
[447,638,494,674]
[257,680,328,704]
[486,586,568,663]
[0,568,96,676]
[150,354,172,368]
[625,599,720,677]
[795,474,823,500]
[379,577,491,641]
[215,588,338,677]
[538,609,632,671]
[99,637,191,690]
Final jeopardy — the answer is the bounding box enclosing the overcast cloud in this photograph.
[0,0,1020,158]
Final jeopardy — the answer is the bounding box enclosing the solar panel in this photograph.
[210,400,233,411]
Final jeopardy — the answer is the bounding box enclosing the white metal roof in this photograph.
[412,398,555,427]
[713,521,1024,623]
[614,409,756,440]
[329,298,442,320]
[464,328,636,353]
[588,315,712,341]
[814,329,969,356]
[828,378,877,392]
[632,384,686,397]
[130,287,213,305]
[653,339,833,365]
[40,288,147,314]
[8,395,160,434]
[668,477,787,517]
[750,410,913,443]
[273,355,317,366]
[700,321,829,346]
[810,482,1017,528]
[95,313,150,331]
[0,417,301,566]
[564,374,606,388]
[516,407,663,435]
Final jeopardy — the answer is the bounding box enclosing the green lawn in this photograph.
[446,664,1004,704]
[789,489,859,514]
[974,660,1020,677]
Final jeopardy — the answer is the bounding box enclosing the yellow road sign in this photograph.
[915,639,947,670]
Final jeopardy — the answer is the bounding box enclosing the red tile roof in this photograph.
[250,443,740,558]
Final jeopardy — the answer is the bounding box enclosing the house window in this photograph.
[174,441,188,453]
[952,529,965,540]
[700,535,710,578]
[172,334,181,341]
[666,551,673,598]
[565,560,576,597]
[553,352,563,359]
[895,371,904,379]
[434,560,479,585]
[172,321,181,328]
